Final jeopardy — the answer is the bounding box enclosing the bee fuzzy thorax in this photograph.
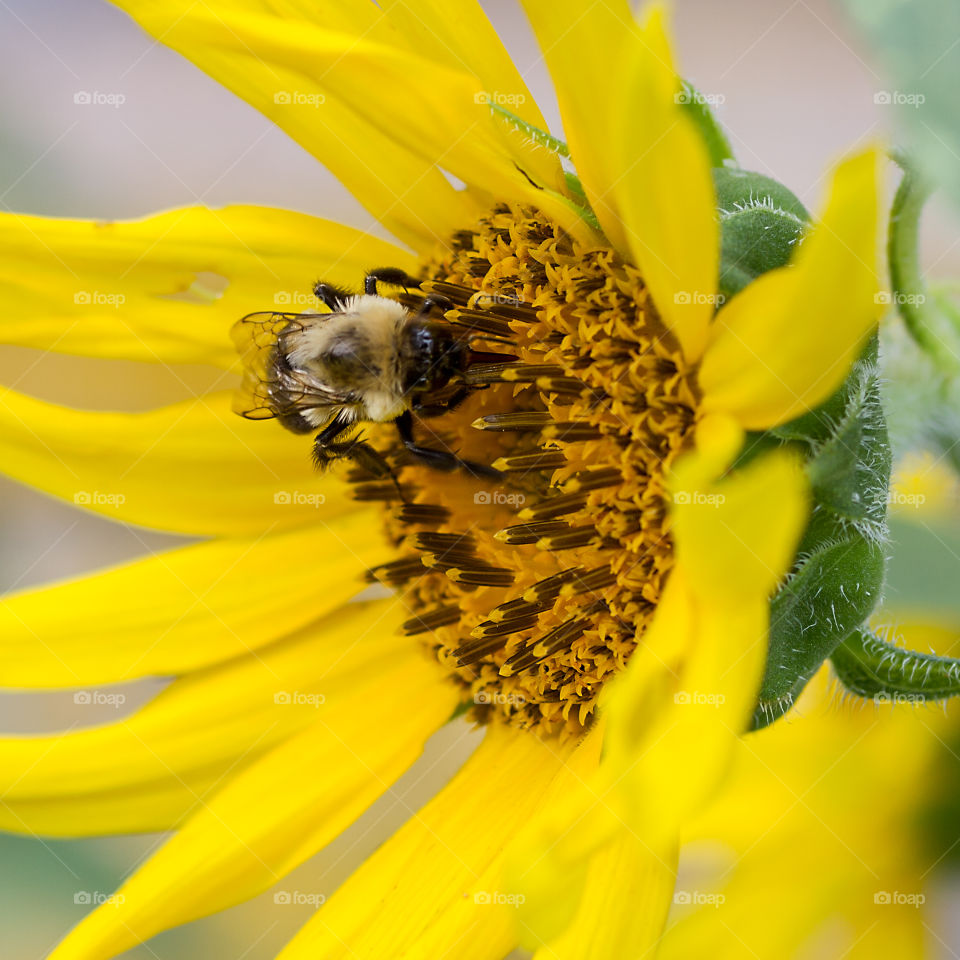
[283,294,410,424]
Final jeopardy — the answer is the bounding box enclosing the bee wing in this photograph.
[230,312,353,427]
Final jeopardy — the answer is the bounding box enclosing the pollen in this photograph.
[356,203,699,738]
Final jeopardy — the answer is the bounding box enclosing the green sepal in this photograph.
[677,80,735,167]
[755,538,886,727]
[831,626,960,703]
[489,103,570,158]
[750,345,892,729]
[712,168,809,303]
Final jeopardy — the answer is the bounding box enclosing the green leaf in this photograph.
[712,168,809,303]
[887,153,960,373]
[755,538,886,727]
[751,348,891,729]
[831,626,960,702]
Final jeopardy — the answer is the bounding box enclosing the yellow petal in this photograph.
[0,388,358,536]
[612,5,718,361]
[112,1,482,251]
[0,205,414,366]
[0,599,409,835]
[377,0,548,129]
[534,832,677,960]
[46,652,456,960]
[519,0,717,351]
[698,148,882,428]
[663,667,943,960]
[149,9,593,245]
[275,724,576,960]
[671,445,809,600]
[604,449,809,840]
[518,0,635,248]
[0,512,382,687]
[507,726,610,948]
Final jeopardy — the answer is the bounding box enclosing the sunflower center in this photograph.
[355,203,698,738]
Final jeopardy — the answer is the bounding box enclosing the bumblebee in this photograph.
[231,267,503,481]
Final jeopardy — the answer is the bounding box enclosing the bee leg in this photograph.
[313,432,406,500]
[312,282,354,310]
[413,386,470,419]
[394,410,502,482]
[364,268,423,296]
[415,294,454,318]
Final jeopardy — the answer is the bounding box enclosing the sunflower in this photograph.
[0,1,883,958]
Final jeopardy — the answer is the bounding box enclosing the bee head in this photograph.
[400,320,467,396]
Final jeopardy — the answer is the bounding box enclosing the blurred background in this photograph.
[0,0,959,957]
